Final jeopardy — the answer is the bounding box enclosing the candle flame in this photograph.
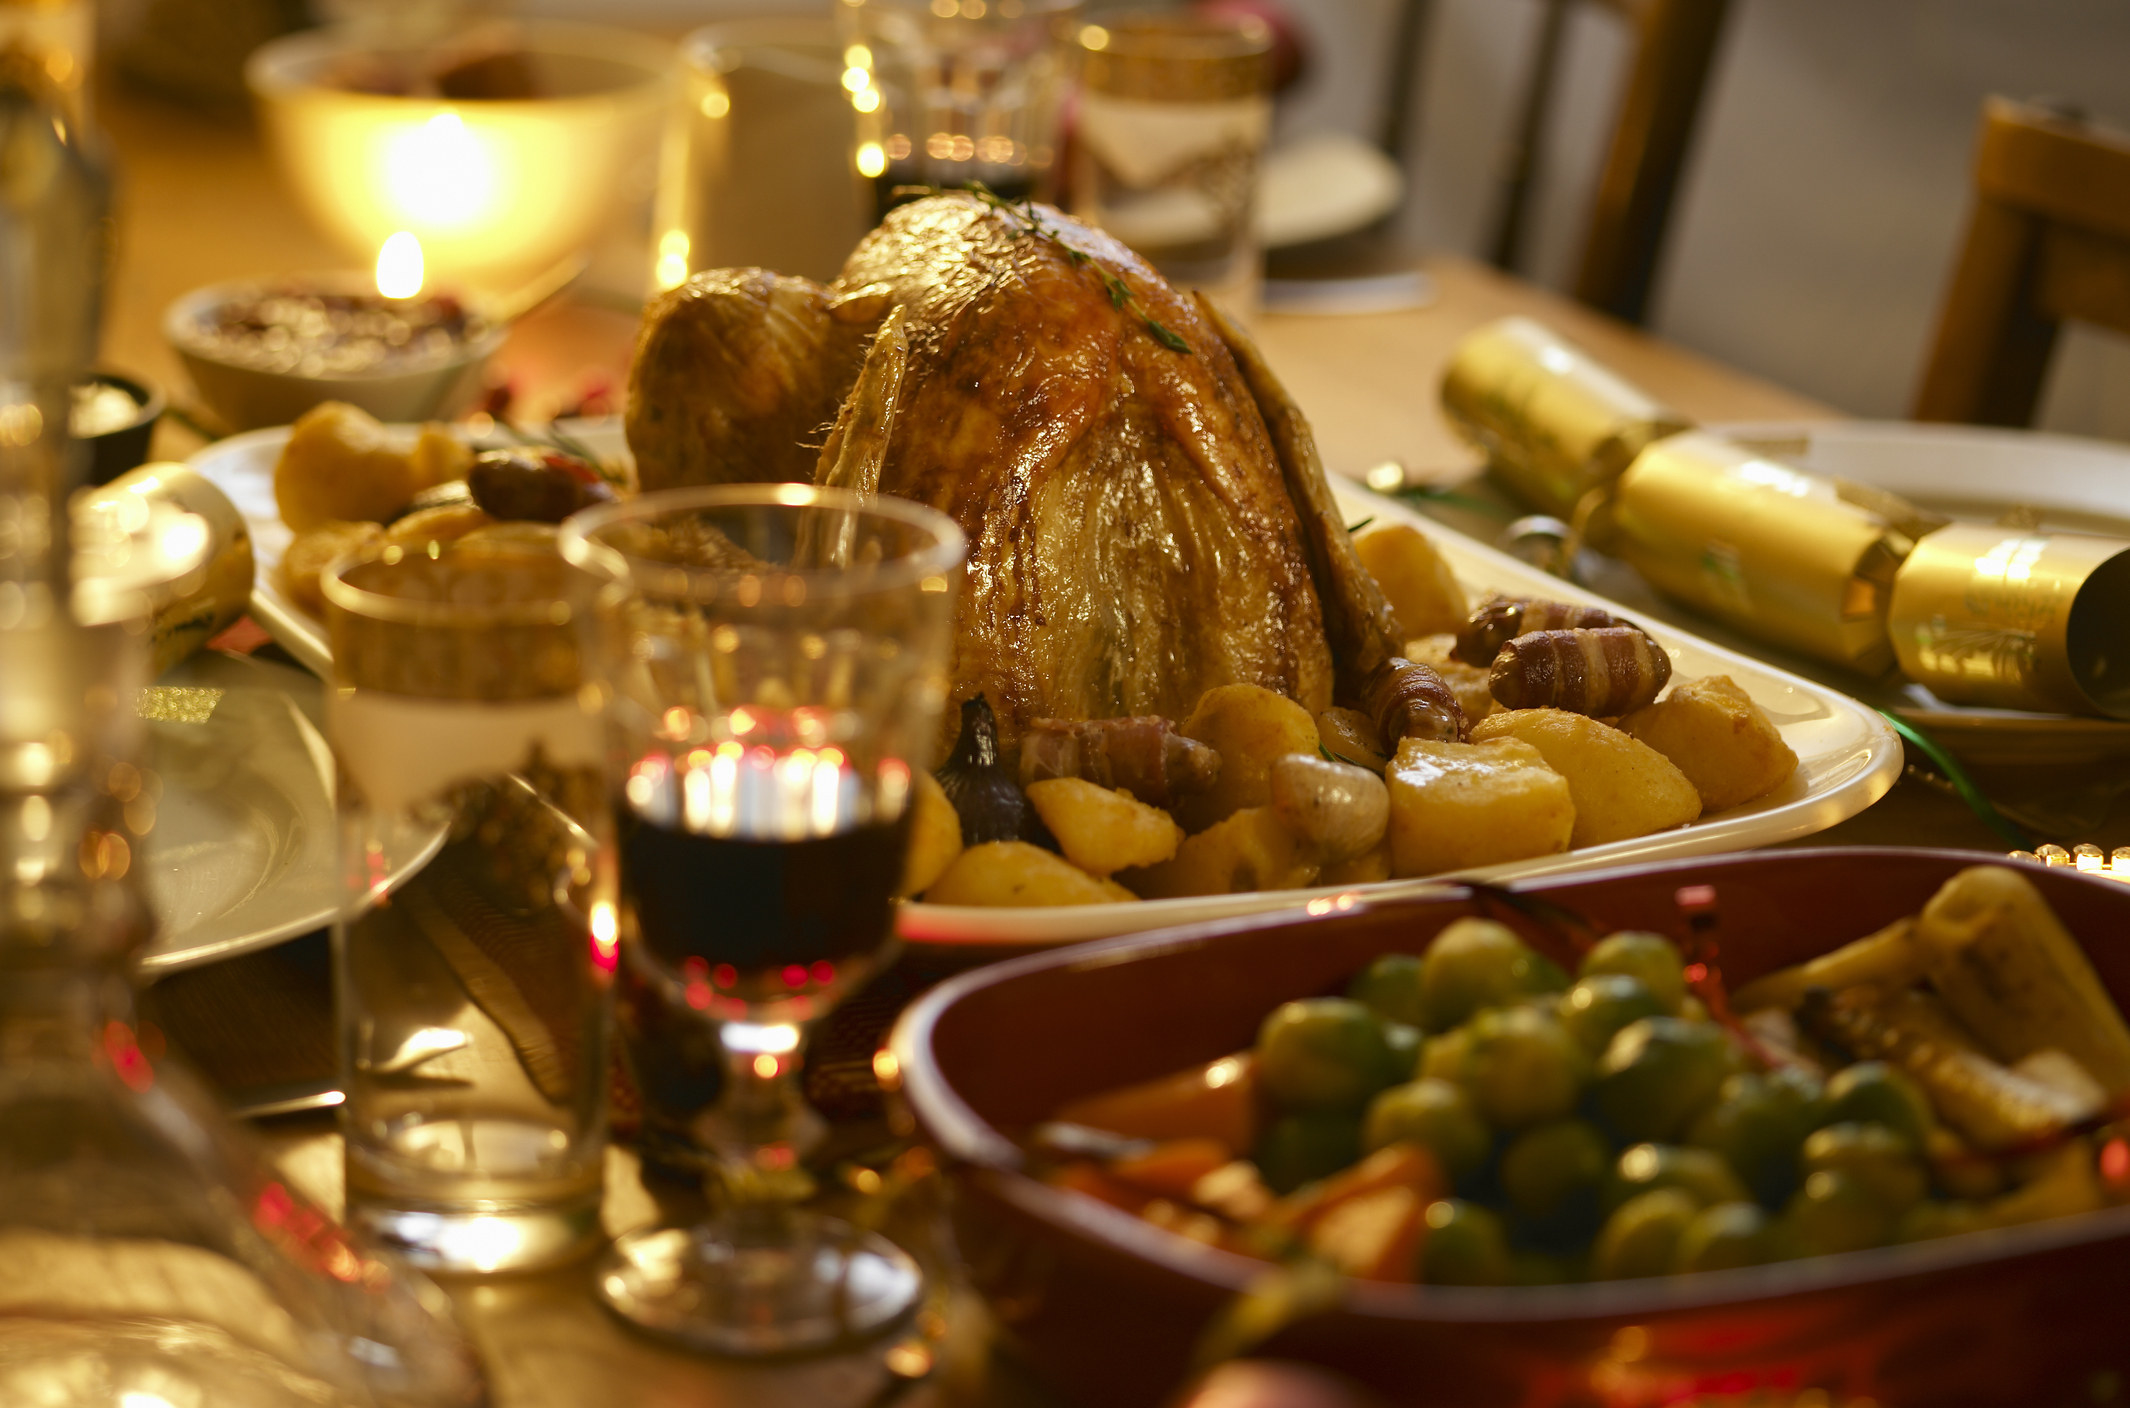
[376,231,424,299]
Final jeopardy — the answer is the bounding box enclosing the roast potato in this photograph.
[900,770,964,897]
[1384,736,1575,877]
[1618,675,1798,812]
[1178,684,1321,832]
[1125,806,1320,899]
[926,841,1137,907]
[274,401,455,532]
[1354,523,1469,639]
[1027,777,1184,877]
[278,519,383,614]
[1470,709,1701,847]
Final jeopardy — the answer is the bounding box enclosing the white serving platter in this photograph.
[193,419,1903,952]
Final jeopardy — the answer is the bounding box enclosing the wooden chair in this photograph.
[1487,0,1732,326]
[1912,97,2130,427]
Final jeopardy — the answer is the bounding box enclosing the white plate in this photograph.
[192,420,623,678]
[193,421,1902,952]
[1714,420,2130,537]
[1258,133,1405,250]
[191,424,331,678]
[139,651,445,975]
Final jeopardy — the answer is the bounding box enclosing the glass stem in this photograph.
[700,1021,826,1181]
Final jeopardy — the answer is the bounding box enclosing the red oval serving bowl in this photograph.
[891,848,2130,1408]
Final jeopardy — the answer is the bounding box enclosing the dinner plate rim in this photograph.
[139,651,447,975]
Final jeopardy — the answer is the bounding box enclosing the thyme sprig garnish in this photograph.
[901,182,1193,354]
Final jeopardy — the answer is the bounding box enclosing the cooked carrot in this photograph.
[1057,1052,1260,1152]
[1111,1138,1235,1198]
[1260,1142,1447,1238]
[1052,1161,1152,1214]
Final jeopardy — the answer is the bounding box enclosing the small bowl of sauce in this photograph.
[164,276,505,433]
[75,370,166,485]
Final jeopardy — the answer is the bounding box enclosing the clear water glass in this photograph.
[842,0,1083,213]
[653,17,876,289]
[1073,13,1275,313]
[325,538,616,1274]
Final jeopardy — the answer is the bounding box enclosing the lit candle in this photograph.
[2010,843,2130,883]
[375,231,424,300]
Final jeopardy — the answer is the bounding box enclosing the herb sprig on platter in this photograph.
[897,183,1192,353]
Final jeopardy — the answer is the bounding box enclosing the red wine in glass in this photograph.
[612,735,910,1158]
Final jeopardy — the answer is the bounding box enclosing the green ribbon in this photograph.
[1879,710,2032,851]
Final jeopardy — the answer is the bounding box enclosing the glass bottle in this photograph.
[0,61,487,1408]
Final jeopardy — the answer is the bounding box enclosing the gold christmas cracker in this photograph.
[1887,524,2130,717]
[1439,316,1692,523]
[136,686,224,725]
[1608,432,1946,674]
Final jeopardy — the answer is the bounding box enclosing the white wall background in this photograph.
[528,0,2130,440]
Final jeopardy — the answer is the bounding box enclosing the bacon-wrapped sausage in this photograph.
[1360,657,1468,744]
[1018,715,1220,810]
[1453,595,1631,667]
[1489,627,1672,716]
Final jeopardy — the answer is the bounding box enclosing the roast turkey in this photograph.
[626,193,1400,751]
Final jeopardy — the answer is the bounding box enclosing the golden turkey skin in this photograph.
[627,193,1400,753]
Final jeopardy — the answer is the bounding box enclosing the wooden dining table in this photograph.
[90,60,2109,1408]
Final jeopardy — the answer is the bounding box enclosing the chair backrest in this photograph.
[1487,0,1732,326]
[1912,97,2130,427]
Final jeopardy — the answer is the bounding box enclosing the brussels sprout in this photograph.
[1257,998,1401,1112]
[1764,1063,1830,1126]
[1896,1200,1990,1244]
[1688,1069,1822,1207]
[1783,1169,1895,1257]
[1672,1201,1772,1273]
[1348,952,1430,1029]
[1591,1188,1700,1280]
[1419,1026,1474,1084]
[1822,1062,1934,1147]
[1579,931,1689,1013]
[1800,1123,1927,1215]
[1420,1199,1511,1285]
[1421,919,1544,1030]
[1510,1248,1581,1285]
[1384,1021,1423,1076]
[1593,1016,1736,1143]
[1558,974,1667,1054]
[1254,1111,1364,1195]
[1459,1005,1591,1130]
[1499,1118,1611,1227]
[1603,1143,1751,1215]
[1363,1078,1492,1184]
[1521,950,1573,997]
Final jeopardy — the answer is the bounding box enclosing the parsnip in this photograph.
[1985,1139,2105,1229]
[2012,1050,2109,1117]
[1914,866,2130,1092]
[1732,916,1928,1013]
[1802,985,2092,1151]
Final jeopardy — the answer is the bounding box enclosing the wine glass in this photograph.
[560,483,964,1355]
